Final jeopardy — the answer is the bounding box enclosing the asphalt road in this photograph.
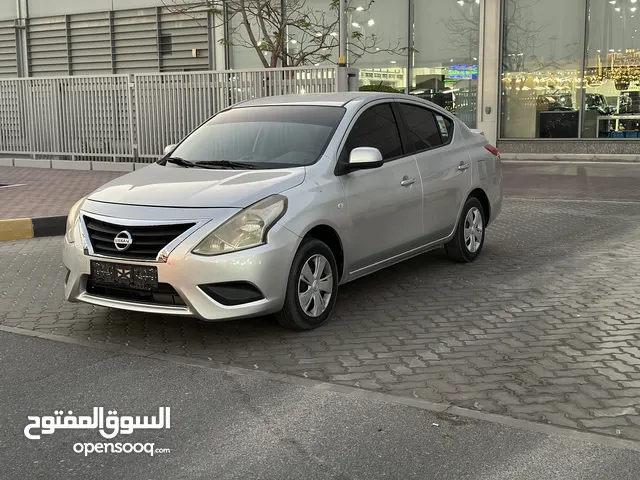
[1,331,639,480]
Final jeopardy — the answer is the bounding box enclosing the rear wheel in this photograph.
[444,197,486,263]
[275,238,339,331]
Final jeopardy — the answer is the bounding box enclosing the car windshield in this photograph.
[166,105,346,169]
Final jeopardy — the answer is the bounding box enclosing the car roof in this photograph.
[233,92,404,108]
[232,92,455,120]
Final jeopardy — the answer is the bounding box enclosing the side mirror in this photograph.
[164,144,177,155]
[343,147,383,172]
[335,147,384,176]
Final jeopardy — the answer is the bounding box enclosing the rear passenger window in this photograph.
[397,103,443,152]
[342,103,404,161]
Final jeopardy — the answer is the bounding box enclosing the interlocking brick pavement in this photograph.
[0,166,123,219]
[2,162,640,441]
[2,195,640,440]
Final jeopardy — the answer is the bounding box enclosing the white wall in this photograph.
[26,0,166,17]
[0,0,17,20]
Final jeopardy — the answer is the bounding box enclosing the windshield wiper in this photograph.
[166,156,196,168]
[166,157,223,170]
[196,160,258,170]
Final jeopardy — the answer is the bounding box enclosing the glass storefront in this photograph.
[584,0,640,138]
[227,0,480,129]
[501,0,640,140]
[412,0,480,128]
[348,0,410,92]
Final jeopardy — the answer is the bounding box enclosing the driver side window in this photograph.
[340,103,404,163]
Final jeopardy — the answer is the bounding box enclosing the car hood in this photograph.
[87,163,306,208]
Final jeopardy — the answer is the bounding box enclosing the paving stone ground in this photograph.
[0,166,122,219]
[1,162,640,441]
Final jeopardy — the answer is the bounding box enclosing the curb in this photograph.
[0,215,67,242]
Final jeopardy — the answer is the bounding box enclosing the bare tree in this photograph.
[163,0,410,68]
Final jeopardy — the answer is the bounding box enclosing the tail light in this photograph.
[485,144,500,159]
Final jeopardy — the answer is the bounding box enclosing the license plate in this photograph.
[90,261,158,290]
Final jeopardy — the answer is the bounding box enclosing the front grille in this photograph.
[86,279,186,306]
[83,216,195,261]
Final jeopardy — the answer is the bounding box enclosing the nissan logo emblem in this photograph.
[114,231,133,251]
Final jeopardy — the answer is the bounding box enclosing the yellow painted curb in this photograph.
[0,218,34,241]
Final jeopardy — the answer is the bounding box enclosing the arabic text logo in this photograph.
[24,407,170,440]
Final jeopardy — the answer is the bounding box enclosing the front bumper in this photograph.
[63,213,300,322]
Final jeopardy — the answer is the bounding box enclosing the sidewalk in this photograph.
[0,166,123,220]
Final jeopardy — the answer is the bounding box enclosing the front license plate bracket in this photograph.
[90,261,159,290]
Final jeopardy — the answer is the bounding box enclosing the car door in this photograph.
[338,102,423,275]
[395,102,472,244]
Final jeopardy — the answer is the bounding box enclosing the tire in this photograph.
[275,238,339,331]
[444,196,486,263]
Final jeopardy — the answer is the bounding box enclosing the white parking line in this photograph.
[0,184,27,189]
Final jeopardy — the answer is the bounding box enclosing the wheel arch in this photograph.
[467,188,491,225]
[301,224,345,282]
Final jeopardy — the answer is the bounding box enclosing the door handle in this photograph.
[458,162,470,171]
[400,177,416,187]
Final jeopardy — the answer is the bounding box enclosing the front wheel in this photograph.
[444,197,486,263]
[275,238,339,331]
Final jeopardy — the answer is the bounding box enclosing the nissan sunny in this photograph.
[63,92,503,330]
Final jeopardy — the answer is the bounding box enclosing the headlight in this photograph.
[192,195,287,256]
[65,196,87,243]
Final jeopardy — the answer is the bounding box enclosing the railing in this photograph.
[0,66,341,162]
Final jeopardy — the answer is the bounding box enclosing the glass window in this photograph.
[397,103,443,151]
[227,12,264,69]
[500,0,586,139]
[226,0,409,76]
[583,1,640,139]
[342,104,404,161]
[349,1,410,93]
[170,106,345,168]
[412,0,480,128]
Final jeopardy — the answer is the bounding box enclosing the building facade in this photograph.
[1,0,639,154]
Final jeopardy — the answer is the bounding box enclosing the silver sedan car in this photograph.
[63,92,503,330]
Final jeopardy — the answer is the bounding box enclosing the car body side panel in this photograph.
[338,155,423,274]
[413,124,473,244]
[274,164,351,281]
[459,126,503,226]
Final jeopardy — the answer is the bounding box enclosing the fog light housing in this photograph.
[199,282,264,306]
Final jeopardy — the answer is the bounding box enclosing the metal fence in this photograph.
[0,66,341,162]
